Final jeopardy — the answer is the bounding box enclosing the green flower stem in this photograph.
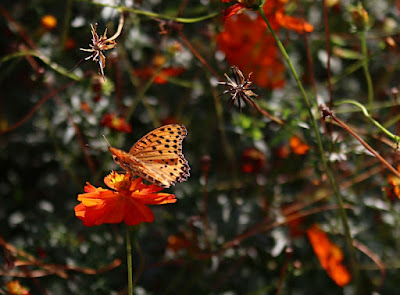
[337,100,400,143]
[360,31,374,113]
[258,5,360,291]
[85,1,219,23]
[126,226,133,295]
[1,50,80,81]
[322,107,400,179]
[330,58,365,85]
[60,0,73,50]
[132,232,146,286]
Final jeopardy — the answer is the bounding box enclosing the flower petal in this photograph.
[123,199,155,225]
[223,3,248,21]
[75,173,177,226]
[276,11,314,34]
[307,225,351,287]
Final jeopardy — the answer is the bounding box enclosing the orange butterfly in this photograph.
[108,124,190,188]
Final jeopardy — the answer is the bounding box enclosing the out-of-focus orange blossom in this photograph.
[100,113,132,133]
[80,102,92,114]
[217,15,285,89]
[222,0,254,21]
[289,135,310,155]
[241,147,265,173]
[166,234,193,253]
[134,55,185,84]
[6,280,30,295]
[217,0,313,88]
[288,216,306,237]
[64,37,77,50]
[161,117,182,125]
[307,225,351,287]
[385,165,400,200]
[276,145,291,159]
[40,15,57,30]
[134,67,185,84]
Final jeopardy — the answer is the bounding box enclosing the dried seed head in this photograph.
[217,65,258,110]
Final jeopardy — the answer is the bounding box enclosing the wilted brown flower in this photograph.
[217,65,258,109]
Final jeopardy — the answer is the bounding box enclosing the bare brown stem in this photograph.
[320,105,400,179]
[178,30,221,79]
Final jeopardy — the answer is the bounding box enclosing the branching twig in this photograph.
[320,104,400,179]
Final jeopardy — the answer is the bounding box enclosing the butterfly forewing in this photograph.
[110,124,190,188]
[129,124,186,158]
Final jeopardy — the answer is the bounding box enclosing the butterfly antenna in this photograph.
[86,144,105,153]
[102,135,112,147]
[68,57,86,72]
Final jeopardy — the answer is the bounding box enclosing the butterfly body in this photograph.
[109,124,190,188]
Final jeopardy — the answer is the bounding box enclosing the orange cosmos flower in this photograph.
[217,14,285,88]
[307,225,351,287]
[275,145,290,159]
[289,135,310,155]
[41,15,57,30]
[64,37,77,50]
[100,113,132,133]
[134,54,185,84]
[166,234,193,253]
[287,216,306,237]
[275,11,314,33]
[222,0,258,21]
[6,280,30,295]
[75,172,177,226]
[217,0,313,88]
[386,166,400,201]
[241,147,265,173]
[80,101,92,114]
[134,66,185,84]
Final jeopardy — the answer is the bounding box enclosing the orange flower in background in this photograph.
[166,234,193,253]
[75,172,177,226]
[222,0,257,21]
[289,135,310,155]
[287,216,306,237]
[275,11,314,34]
[241,147,265,173]
[387,176,400,197]
[217,14,285,89]
[134,54,185,84]
[100,113,132,133]
[217,0,313,88]
[64,37,77,50]
[41,15,57,30]
[275,145,290,159]
[161,116,182,125]
[307,224,351,287]
[260,0,314,33]
[6,280,30,295]
[223,3,248,20]
[80,102,92,114]
[134,67,185,84]
[386,165,400,200]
